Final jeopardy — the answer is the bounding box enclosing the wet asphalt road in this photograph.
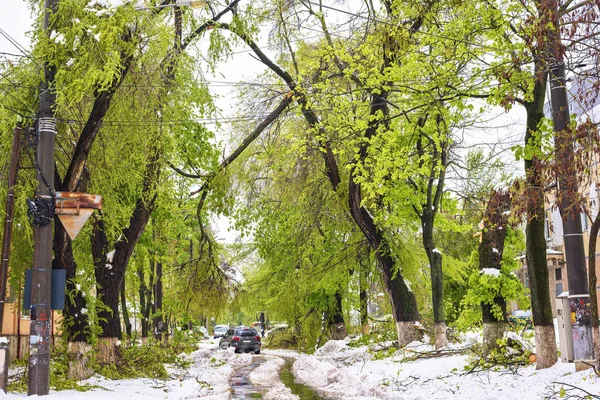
[230,355,326,399]
[230,356,263,399]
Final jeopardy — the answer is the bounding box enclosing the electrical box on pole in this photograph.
[556,293,574,363]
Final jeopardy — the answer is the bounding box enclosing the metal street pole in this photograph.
[28,0,58,395]
[0,125,22,333]
[546,0,593,361]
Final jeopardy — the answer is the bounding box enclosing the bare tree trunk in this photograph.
[349,179,421,346]
[67,341,93,380]
[16,289,21,360]
[92,146,159,361]
[588,207,600,365]
[479,189,511,356]
[524,64,557,369]
[359,262,369,335]
[137,262,149,339]
[146,258,155,341]
[415,114,449,350]
[329,292,347,340]
[425,244,447,349]
[153,262,164,341]
[120,278,131,338]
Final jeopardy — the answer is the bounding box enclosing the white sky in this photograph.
[0,1,33,54]
[1,0,531,242]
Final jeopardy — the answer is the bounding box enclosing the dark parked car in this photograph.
[219,327,261,354]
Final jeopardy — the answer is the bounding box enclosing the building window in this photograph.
[524,271,529,288]
[555,267,562,281]
[556,282,564,297]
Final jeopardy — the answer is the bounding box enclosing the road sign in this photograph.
[54,192,102,240]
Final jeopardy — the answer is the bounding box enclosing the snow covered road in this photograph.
[2,337,600,399]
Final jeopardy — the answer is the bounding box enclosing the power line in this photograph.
[306,1,514,53]
[0,104,35,119]
[0,52,27,58]
[0,28,42,70]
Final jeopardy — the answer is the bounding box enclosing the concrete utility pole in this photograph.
[28,0,58,395]
[546,0,593,361]
[0,125,21,333]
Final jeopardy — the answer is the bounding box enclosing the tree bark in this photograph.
[424,230,446,349]
[153,261,164,341]
[120,278,132,338]
[349,179,421,346]
[524,65,557,369]
[416,115,449,349]
[137,262,149,339]
[359,255,370,335]
[329,291,347,340]
[67,341,93,381]
[91,215,119,342]
[478,189,510,356]
[95,149,160,351]
[588,206,600,365]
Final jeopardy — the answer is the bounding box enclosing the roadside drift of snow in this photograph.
[2,340,249,400]
[286,338,600,399]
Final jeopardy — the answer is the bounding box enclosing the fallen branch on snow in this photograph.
[544,381,600,399]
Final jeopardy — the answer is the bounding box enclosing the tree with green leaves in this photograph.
[227,113,366,347]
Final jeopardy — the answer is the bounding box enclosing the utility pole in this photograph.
[28,0,58,395]
[546,0,593,361]
[0,125,22,333]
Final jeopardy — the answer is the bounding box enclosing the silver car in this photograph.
[213,324,229,339]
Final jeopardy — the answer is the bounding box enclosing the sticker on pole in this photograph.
[55,192,102,240]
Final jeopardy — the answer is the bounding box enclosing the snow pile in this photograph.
[292,350,386,398]
[1,340,249,399]
[284,338,600,399]
[314,340,348,356]
[293,355,338,388]
[248,356,298,400]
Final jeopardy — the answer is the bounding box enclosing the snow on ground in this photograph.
[2,333,600,399]
[268,336,600,400]
[0,339,251,400]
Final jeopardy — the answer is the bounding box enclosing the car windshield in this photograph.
[215,326,228,332]
[235,328,258,337]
